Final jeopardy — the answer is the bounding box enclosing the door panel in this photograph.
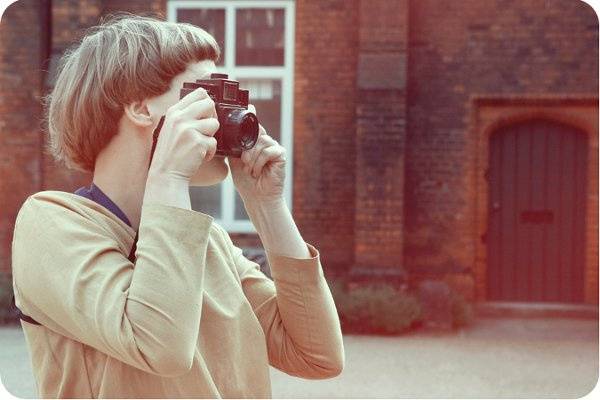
[487,119,587,303]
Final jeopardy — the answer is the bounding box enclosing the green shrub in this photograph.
[330,279,422,335]
[0,272,16,324]
[328,278,347,307]
[449,289,473,328]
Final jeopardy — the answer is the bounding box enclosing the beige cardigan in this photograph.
[11,191,344,398]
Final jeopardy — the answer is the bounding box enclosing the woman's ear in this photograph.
[123,100,154,128]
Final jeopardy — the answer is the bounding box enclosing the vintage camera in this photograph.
[180,73,259,158]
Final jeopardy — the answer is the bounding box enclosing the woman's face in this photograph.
[145,59,229,187]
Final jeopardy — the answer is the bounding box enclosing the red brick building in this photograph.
[1,0,598,305]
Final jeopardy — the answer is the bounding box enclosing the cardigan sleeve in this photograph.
[11,196,214,378]
[213,224,345,379]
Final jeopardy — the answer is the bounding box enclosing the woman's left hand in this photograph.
[228,105,287,203]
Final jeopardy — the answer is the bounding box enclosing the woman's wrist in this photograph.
[242,195,286,228]
[144,173,191,210]
[242,196,311,258]
[242,194,286,211]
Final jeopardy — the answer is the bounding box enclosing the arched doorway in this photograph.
[486,118,588,303]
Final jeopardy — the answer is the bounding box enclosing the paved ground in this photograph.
[0,317,597,398]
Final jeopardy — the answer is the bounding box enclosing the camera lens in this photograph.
[226,109,259,150]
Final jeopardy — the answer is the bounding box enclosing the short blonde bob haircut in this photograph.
[45,14,220,172]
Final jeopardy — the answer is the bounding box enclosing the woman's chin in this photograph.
[189,157,229,187]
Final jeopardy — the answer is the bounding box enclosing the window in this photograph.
[168,0,295,233]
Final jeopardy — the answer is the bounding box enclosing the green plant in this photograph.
[329,278,422,334]
[328,279,347,309]
[0,272,16,324]
[449,289,473,328]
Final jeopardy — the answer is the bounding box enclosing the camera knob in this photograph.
[210,73,228,79]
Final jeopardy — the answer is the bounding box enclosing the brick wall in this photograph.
[352,0,408,278]
[405,0,598,301]
[0,0,168,275]
[292,0,359,273]
[1,0,597,304]
[0,0,44,273]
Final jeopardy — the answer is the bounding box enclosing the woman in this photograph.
[11,14,344,398]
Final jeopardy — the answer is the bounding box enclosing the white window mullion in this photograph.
[229,67,286,78]
[171,0,292,9]
[166,1,177,22]
[169,0,294,233]
[222,170,234,223]
[283,2,294,212]
[224,4,235,71]
[222,4,236,227]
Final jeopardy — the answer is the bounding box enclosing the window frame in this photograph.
[167,0,295,233]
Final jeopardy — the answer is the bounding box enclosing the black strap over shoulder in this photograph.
[12,233,139,326]
[128,231,139,263]
[12,116,163,327]
[9,295,40,325]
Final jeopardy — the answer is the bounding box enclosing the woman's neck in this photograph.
[92,125,152,231]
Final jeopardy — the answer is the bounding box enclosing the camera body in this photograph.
[180,73,259,158]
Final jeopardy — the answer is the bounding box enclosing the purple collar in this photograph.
[74,182,132,228]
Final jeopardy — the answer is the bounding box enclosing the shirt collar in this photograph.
[74,182,132,228]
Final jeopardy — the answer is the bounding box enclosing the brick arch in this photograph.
[471,97,598,304]
[482,110,593,144]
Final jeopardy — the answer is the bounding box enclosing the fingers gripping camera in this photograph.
[179,73,259,158]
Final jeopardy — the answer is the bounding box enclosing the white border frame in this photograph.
[168,0,295,233]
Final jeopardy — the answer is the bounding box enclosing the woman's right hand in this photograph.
[147,87,220,183]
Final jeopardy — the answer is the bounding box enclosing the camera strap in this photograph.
[127,115,164,262]
[12,116,166,326]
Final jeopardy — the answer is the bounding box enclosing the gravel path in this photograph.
[1,317,597,398]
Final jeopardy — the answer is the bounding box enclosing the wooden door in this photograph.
[487,119,587,303]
